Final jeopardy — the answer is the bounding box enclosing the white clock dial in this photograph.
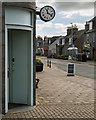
[40,6,55,22]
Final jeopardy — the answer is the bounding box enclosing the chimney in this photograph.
[67,25,78,35]
[72,26,78,33]
[67,27,72,35]
[85,22,89,31]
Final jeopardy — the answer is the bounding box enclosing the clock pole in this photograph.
[36,11,40,15]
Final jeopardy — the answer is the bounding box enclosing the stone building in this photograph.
[56,25,85,56]
[36,36,44,56]
[49,36,63,56]
[44,36,61,56]
[0,2,36,114]
[84,17,96,60]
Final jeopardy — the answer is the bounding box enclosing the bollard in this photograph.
[81,54,82,62]
[49,60,51,68]
[47,60,49,67]
[36,78,39,88]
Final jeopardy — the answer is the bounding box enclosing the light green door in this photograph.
[8,29,31,104]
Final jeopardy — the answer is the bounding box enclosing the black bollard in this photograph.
[49,60,51,68]
[47,60,49,67]
[36,78,39,88]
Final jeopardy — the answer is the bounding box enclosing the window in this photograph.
[89,22,92,30]
[62,39,65,45]
[93,33,96,43]
[69,38,73,45]
[59,39,62,44]
[57,40,59,45]
[86,34,89,41]
[37,42,39,47]
[49,40,51,44]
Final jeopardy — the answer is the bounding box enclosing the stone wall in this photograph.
[74,34,85,53]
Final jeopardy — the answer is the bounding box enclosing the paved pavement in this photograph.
[2,57,95,119]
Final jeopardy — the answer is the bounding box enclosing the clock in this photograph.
[40,6,55,22]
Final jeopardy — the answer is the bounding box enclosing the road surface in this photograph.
[39,57,94,79]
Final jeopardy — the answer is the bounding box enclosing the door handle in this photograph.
[12,58,15,62]
[8,68,10,78]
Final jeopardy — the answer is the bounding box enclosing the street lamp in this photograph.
[70,23,73,45]
[70,23,74,59]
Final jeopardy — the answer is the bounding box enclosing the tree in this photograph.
[37,35,43,40]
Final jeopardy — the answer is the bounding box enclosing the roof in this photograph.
[49,29,85,47]
[72,30,85,38]
[64,30,85,44]
[49,36,65,50]
[46,36,62,44]
[49,36,62,41]
[88,16,96,22]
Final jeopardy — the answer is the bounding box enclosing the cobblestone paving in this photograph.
[36,63,94,105]
[2,103,95,119]
[2,59,95,119]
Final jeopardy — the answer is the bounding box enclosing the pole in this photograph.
[36,11,40,15]
[71,23,73,59]
[47,59,49,67]
[49,60,51,68]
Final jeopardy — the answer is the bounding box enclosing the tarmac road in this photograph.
[40,57,94,79]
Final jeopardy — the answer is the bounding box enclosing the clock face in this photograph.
[40,6,55,22]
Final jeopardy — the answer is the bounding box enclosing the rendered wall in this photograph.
[2,2,36,114]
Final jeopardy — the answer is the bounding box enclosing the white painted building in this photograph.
[1,2,36,114]
[49,36,63,55]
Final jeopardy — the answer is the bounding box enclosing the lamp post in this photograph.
[71,23,73,45]
[71,23,74,59]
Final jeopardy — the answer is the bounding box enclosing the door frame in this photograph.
[5,24,33,113]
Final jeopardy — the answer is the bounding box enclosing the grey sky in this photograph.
[53,2,94,11]
[36,1,95,38]
[36,1,94,11]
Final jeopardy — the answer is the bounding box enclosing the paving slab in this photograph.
[36,61,94,105]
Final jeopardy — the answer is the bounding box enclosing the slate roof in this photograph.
[49,36,62,44]
[65,30,85,44]
[88,16,96,22]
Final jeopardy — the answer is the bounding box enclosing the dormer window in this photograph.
[93,33,95,43]
[86,34,89,40]
[89,22,92,30]
[59,39,62,44]
[37,42,39,47]
[69,38,73,45]
[57,40,59,45]
[62,39,65,45]
[49,40,51,44]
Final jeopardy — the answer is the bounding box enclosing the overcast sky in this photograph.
[36,1,95,38]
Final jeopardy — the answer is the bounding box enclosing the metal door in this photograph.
[8,29,31,104]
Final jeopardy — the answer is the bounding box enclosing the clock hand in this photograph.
[45,7,53,17]
[45,7,49,14]
[47,12,53,17]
